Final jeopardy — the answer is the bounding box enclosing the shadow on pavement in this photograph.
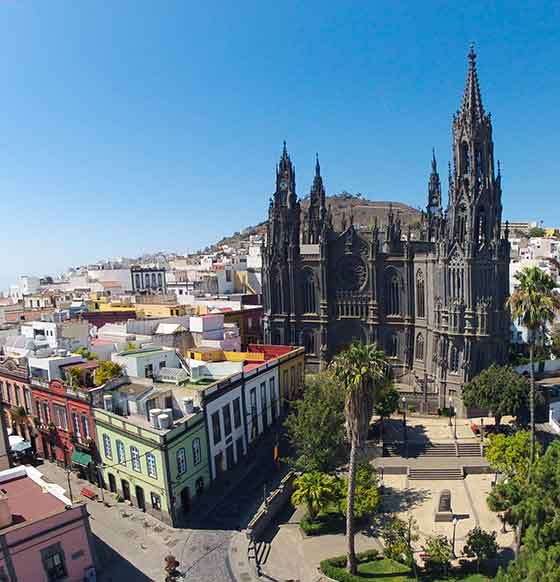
[383,418,430,445]
[94,534,152,582]
[380,486,430,513]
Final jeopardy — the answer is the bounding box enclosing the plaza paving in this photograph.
[231,414,516,582]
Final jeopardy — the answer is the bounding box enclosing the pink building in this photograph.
[0,466,96,582]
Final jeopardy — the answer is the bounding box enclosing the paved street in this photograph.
[37,453,283,582]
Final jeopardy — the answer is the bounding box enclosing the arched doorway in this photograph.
[135,486,146,512]
[181,487,190,513]
[121,479,131,502]
[108,473,117,493]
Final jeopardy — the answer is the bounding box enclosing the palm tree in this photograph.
[508,266,560,470]
[331,341,391,574]
[291,471,337,521]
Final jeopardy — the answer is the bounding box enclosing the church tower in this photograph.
[304,155,327,244]
[426,149,443,241]
[263,142,301,345]
[434,46,510,408]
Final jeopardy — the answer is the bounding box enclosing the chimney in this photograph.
[157,413,171,429]
[149,408,162,428]
[183,398,194,414]
[103,394,113,412]
[0,492,12,529]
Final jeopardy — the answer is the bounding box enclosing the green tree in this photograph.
[284,374,345,473]
[336,463,380,521]
[380,516,419,567]
[374,385,399,442]
[331,342,391,574]
[508,266,560,469]
[462,364,529,428]
[291,471,338,521]
[423,534,452,577]
[126,341,138,351]
[528,226,545,238]
[74,346,95,360]
[463,527,498,572]
[95,361,123,386]
[495,544,560,582]
[486,430,540,482]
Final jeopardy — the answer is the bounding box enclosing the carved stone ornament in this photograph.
[337,256,367,291]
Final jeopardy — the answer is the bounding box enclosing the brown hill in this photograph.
[207,193,422,252]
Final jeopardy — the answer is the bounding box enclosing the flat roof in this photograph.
[118,348,166,359]
[118,382,154,397]
[0,475,66,527]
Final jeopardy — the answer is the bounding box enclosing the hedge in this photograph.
[320,550,380,582]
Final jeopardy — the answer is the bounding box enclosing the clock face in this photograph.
[279,179,288,191]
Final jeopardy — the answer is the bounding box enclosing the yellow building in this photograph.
[276,346,305,412]
[135,303,187,318]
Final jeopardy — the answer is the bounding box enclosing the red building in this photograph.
[0,357,33,443]
[32,364,99,482]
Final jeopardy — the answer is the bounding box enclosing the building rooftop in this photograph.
[0,466,71,530]
[116,348,167,359]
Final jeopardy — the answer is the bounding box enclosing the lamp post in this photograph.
[402,396,408,455]
[480,417,484,443]
[448,396,453,427]
[451,516,459,558]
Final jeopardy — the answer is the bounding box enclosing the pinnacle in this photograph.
[460,43,485,121]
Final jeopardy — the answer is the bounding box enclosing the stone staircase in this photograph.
[384,442,457,458]
[384,441,484,458]
[457,442,483,457]
[408,467,464,481]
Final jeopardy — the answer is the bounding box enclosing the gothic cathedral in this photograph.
[262,48,511,414]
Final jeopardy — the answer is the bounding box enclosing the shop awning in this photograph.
[71,450,93,467]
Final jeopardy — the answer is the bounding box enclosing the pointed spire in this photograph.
[461,43,485,121]
[315,152,320,176]
[431,148,437,173]
[282,140,288,157]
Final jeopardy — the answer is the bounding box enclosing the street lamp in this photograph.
[402,397,408,454]
[448,396,453,427]
[451,516,459,558]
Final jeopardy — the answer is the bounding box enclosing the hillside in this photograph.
[207,192,422,252]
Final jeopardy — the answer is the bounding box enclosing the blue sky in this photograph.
[1,1,559,290]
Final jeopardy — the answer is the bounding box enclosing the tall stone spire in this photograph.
[305,153,327,244]
[427,148,442,213]
[268,142,300,255]
[460,44,485,122]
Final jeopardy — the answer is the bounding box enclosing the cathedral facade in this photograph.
[262,48,511,414]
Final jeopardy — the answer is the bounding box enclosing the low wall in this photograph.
[516,359,560,376]
[463,464,492,475]
[245,471,295,542]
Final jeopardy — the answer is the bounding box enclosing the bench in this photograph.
[80,487,98,501]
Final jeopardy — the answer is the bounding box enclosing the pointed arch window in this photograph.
[416,270,425,318]
[477,207,486,244]
[461,142,470,174]
[455,205,467,243]
[387,334,399,358]
[302,270,317,314]
[415,334,425,361]
[302,331,315,355]
[271,270,282,313]
[450,345,461,373]
[386,272,401,316]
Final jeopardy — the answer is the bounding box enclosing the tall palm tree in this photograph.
[291,471,337,521]
[508,266,560,470]
[331,341,391,574]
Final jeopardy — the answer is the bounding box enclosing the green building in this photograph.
[93,378,210,526]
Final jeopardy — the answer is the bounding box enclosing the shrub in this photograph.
[320,550,380,582]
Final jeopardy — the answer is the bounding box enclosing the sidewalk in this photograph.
[229,505,383,582]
